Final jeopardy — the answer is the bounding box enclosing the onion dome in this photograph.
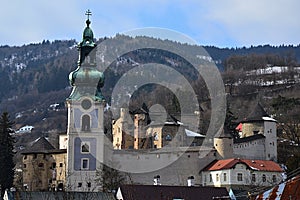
[67,10,105,102]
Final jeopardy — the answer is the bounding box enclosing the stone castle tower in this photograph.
[240,103,277,161]
[214,127,233,159]
[66,11,106,191]
[215,103,277,161]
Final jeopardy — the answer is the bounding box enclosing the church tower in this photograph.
[66,10,105,191]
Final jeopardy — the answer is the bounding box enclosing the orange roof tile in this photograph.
[203,158,283,172]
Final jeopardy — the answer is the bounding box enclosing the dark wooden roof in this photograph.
[18,191,115,199]
[243,103,269,122]
[118,184,229,200]
[216,126,232,138]
[234,134,265,144]
[22,137,66,154]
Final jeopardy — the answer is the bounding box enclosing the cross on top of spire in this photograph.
[85,9,92,20]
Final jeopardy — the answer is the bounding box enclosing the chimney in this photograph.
[153,175,161,185]
[187,176,194,187]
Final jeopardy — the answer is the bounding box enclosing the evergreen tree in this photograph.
[0,112,15,196]
[224,104,239,139]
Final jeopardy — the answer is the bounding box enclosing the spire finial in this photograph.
[85,9,92,27]
[85,9,92,20]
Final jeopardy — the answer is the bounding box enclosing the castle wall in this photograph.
[233,138,266,160]
[112,147,216,186]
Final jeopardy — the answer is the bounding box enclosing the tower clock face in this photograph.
[81,99,92,110]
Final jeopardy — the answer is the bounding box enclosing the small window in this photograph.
[165,134,172,141]
[52,163,56,169]
[87,182,91,188]
[272,175,277,183]
[154,133,159,141]
[223,173,227,182]
[23,164,26,169]
[262,174,266,182]
[33,154,37,159]
[78,182,82,187]
[237,173,243,181]
[216,174,219,182]
[252,174,256,182]
[209,174,212,182]
[81,142,90,153]
[82,159,89,170]
[59,163,63,167]
[24,155,27,160]
[38,163,44,168]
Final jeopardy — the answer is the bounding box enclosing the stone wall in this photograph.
[112,146,216,186]
[233,138,266,160]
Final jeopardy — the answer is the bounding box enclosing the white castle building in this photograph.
[64,12,281,192]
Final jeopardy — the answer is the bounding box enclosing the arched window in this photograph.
[82,115,90,131]
[81,142,90,153]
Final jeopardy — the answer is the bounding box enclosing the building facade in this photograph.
[22,137,67,191]
[66,14,106,192]
[201,158,284,190]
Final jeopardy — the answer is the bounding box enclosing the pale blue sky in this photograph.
[1,0,299,47]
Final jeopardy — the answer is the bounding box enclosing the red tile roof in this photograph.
[203,158,283,172]
[236,123,242,131]
[255,175,300,200]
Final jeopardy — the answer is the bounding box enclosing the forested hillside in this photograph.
[2,36,300,171]
[1,38,299,110]
[0,36,299,137]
